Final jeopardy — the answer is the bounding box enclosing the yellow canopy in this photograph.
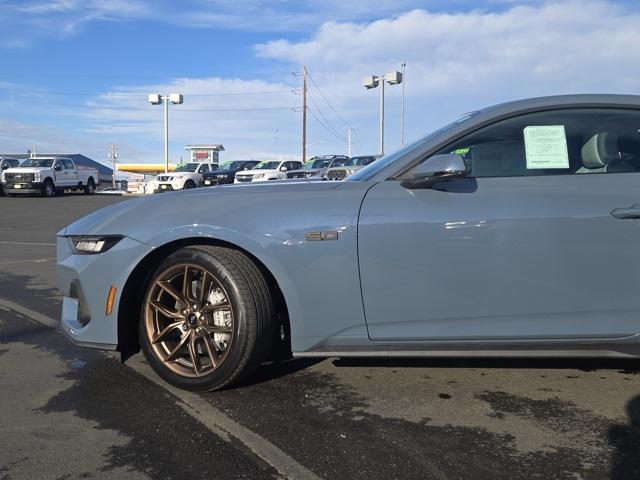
[117,163,177,174]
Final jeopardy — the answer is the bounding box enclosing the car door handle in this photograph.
[611,205,640,219]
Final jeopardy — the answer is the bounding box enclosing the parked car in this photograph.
[3,156,99,197]
[154,162,218,192]
[57,94,640,392]
[202,160,259,186]
[0,157,21,195]
[286,155,349,179]
[234,160,303,183]
[326,155,381,180]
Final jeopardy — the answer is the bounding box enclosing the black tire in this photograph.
[85,178,95,195]
[42,179,55,197]
[139,245,274,391]
[183,180,196,189]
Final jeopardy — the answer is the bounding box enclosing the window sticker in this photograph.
[524,125,570,169]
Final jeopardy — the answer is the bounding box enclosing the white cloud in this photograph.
[255,0,640,152]
[3,0,640,161]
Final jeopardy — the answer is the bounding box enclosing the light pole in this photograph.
[363,71,403,155]
[148,93,183,173]
[108,144,118,189]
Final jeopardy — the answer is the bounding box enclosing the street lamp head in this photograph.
[362,75,379,89]
[385,71,403,85]
[169,93,183,104]
[148,94,162,105]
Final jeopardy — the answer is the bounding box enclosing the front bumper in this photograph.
[57,235,153,350]
[154,183,179,193]
[3,181,43,194]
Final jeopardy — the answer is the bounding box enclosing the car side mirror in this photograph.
[280,166,288,172]
[54,164,62,171]
[401,154,467,189]
[1,164,7,170]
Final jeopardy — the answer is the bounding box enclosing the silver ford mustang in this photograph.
[57,94,640,391]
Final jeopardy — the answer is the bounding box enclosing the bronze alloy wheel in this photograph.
[144,263,235,378]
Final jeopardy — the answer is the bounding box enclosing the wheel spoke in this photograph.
[202,302,231,313]
[206,324,233,334]
[188,332,202,374]
[202,332,219,368]
[156,280,184,305]
[182,265,195,301]
[165,331,190,362]
[200,271,214,304]
[151,320,183,344]
[148,299,182,319]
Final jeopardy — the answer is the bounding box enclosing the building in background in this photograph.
[184,144,225,163]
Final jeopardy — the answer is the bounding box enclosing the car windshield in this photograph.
[20,159,53,168]
[303,159,330,169]
[348,111,481,181]
[173,163,199,172]
[329,157,350,167]
[254,161,281,170]
[350,156,377,166]
[219,161,247,171]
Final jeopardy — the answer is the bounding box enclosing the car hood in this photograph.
[157,172,195,178]
[3,167,47,174]
[236,169,278,175]
[61,180,351,238]
[288,168,320,175]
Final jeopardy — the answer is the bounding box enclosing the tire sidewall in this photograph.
[43,180,54,197]
[139,248,254,391]
[86,179,95,194]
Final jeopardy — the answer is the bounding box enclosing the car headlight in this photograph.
[33,172,41,181]
[253,173,264,178]
[68,235,123,254]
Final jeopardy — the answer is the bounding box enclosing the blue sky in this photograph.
[1,0,639,167]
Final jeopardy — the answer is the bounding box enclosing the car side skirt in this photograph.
[293,344,640,358]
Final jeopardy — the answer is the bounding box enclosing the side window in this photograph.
[427,108,640,178]
[63,159,75,169]
[292,161,302,170]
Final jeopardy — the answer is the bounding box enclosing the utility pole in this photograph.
[302,65,308,164]
[108,144,119,189]
[379,78,385,155]
[347,128,352,157]
[401,60,406,146]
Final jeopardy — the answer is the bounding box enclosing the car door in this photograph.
[358,107,640,342]
[64,159,79,185]
[52,160,67,185]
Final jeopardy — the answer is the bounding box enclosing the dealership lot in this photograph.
[1,195,639,479]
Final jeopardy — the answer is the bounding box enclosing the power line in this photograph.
[306,71,353,129]
[39,102,299,112]
[0,86,300,97]
[306,91,345,141]
[306,105,347,143]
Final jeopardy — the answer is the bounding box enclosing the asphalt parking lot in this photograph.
[1,194,639,480]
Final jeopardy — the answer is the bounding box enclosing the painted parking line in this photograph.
[0,297,322,480]
[0,258,55,265]
[0,241,56,246]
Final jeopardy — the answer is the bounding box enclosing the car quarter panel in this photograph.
[63,182,373,352]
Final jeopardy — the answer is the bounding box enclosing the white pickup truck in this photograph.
[1,156,99,197]
[152,162,218,193]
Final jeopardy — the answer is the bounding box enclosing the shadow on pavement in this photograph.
[332,356,640,372]
[233,358,325,389]
[609,395,640,479]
